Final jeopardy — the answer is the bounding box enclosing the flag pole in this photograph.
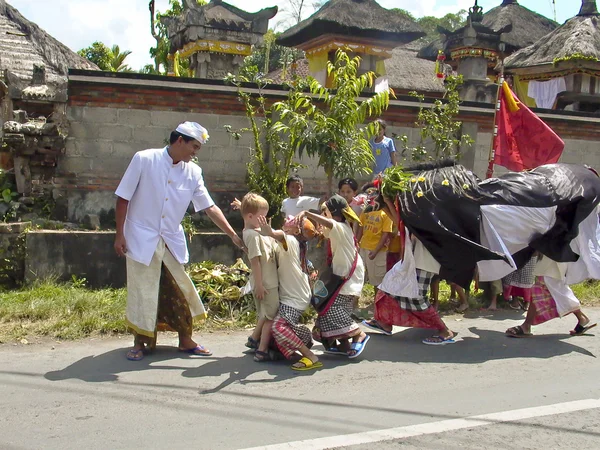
[486,75,504,179]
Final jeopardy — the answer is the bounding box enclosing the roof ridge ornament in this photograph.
[469,0,484,23]
[578,0,599,16]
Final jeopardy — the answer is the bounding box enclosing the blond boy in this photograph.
[241,193,280,361]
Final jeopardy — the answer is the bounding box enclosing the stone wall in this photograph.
[22,230,324,289]
[56,71,600,222]
[24,230,247,288]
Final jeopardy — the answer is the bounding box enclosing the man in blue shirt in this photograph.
[370,119,397,175]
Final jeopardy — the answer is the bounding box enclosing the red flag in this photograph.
[493,82,564,173]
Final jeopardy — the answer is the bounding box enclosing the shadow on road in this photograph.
[43,327,595,388]
[361,327,596,364]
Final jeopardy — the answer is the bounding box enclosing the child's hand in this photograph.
[230,198,241,210]
[368,250,378,260]
[309,270,319,282]
[254,283,266,300]
[257,215,274,237]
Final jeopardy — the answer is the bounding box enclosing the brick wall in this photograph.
[59,71,600,221]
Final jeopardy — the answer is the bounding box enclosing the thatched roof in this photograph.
[504,1,600,70]
[0,0,98,84]
[267,44,444,93]
[482,0,557,52]
[417,0,557,62]
[276,0,425,48]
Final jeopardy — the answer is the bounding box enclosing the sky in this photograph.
[10,0,581,71]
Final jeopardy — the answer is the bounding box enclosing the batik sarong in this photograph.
[126,238,207,340]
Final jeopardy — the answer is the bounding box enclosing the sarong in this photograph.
[272,304,312,359]
[530,277,561,325]
[126,238,207,339]
[313,294,360,342]
[375,268,445,330]
[374,291,445,330]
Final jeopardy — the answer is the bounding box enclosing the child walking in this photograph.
[240,193,280,362]
[257,215,323,371]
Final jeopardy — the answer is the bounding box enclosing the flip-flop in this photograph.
[291,357,323,371]
[422,335,456,345]
[245,336,259,351]
[570,322,597,336]
[505,325,533,338]
[348,334,370,359]
[362,320,393,336]
[126,348,144,361]
[178,345,213,356]
[323,347,347,356]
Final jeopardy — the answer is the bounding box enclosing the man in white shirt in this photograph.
[114,121,244,361]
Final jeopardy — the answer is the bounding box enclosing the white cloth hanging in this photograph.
[527,77,567,109]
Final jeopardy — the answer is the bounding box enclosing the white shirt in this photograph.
[115,147,214,266]
[281,196,320,218]
[276,235,311,311]
[323,221,365,296]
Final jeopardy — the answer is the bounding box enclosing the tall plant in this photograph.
[224,50,394,216]
[224,67,306,221]
[397,75,473,162]
[300,49,394,193]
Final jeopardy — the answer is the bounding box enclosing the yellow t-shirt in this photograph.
[359,209,393,251]
[243,228,279,290]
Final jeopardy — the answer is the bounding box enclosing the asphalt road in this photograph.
[1,308,599,450]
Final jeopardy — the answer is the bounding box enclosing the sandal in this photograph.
[422,335,456,346]
[291,357,323,371]
[362,320,393,336]
[348,334,370,359]
[570,322,597,336]
[126,348,145,361]
[505,325,533,338]
[245,336,259,351]
[178,345,213,356]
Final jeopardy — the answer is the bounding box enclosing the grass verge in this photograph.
[1,279,599,343]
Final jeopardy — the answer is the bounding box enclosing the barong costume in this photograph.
[379,161,600,324]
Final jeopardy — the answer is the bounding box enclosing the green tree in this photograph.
[109,45,133,72]
[417,11,467,40]
[78,42,133,72]
[78,42,112,71]
[396,75,473,162]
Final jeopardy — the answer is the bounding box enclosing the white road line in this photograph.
[241,398,600,450]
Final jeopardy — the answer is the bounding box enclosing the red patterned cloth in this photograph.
[272,306,312,360]
[530,277,560,326]
[374,291,445,330]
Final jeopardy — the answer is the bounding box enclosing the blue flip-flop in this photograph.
[126,348,144,361]
[178,345,213,356]
[422,335,456,346]
[348,334,370,359]
[323,347,347,356]
[362,320,393,336]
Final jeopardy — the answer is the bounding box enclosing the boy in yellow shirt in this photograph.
[357,187,393,294]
